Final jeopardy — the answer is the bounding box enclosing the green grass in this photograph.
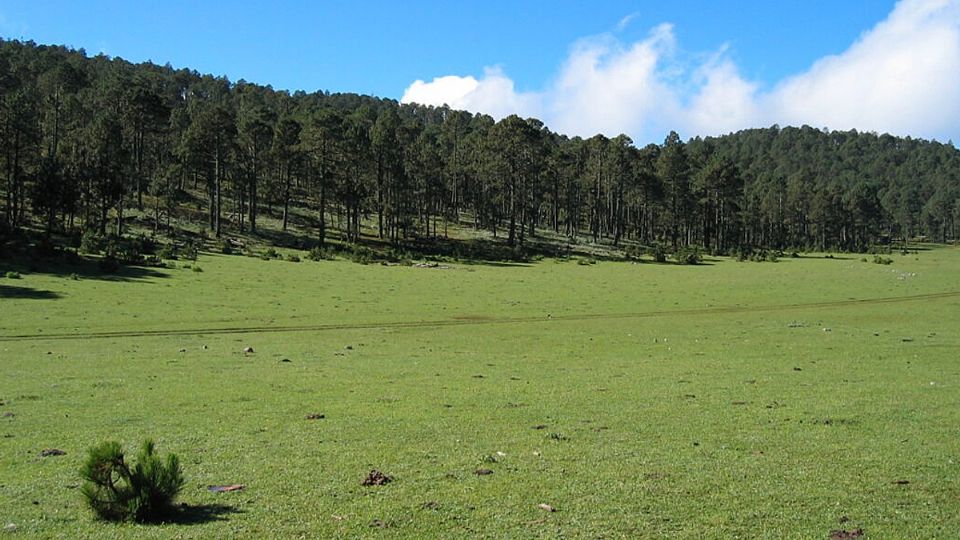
[1,247,958,538]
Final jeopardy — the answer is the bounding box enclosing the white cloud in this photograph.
[401,0,960,144]
[401,67,541,121]
[766,0,960,138]
[401,75,480,109]
[546,24,678,138]
[616,12,639,32]
[682,54,761,137]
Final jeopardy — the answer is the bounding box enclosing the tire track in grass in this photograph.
[1,290,957,343]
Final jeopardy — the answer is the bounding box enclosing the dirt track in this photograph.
[1,290,957,343]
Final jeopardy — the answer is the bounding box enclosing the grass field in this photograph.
[1,247,959,538]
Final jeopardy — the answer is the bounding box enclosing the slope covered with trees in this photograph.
[2,39,958,259]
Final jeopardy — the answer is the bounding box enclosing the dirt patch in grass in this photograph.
[361,470,393,486]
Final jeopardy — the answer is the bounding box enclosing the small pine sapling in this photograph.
[80,439,185,523]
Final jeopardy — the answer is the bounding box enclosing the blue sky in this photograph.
[3,1,959,144]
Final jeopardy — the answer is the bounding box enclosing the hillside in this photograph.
[1,38,958,264]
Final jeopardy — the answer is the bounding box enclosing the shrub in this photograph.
[142,255,166,267]
[623,245,644,261]
[647,243,667,263]
[673,246,702,265]
[346,245,377,264]
[133,235,156,256]
[307,246,335,261]
[218,240,233,255]
[80,440,184,523]
[191,265,203,272]
[263,247,280,259]
[286,254,301,263]
[181,240,199,261]
[576,257,596,266]
[873,255,894,265]
[80,230,106,255]
[110,238,144,265]
[157,244,178,260]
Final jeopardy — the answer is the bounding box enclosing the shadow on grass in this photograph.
[255,227,316,250]
[166,503,243,525]
[4,252,171,283]
[0,284,62,299]
[797,254,855,260]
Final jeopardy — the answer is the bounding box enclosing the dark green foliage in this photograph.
[307,246,336,261]
[345,245,377,265]
[647,243,668,263]
[873,255,894,265]
[262,247,280,260]
[672,246,702,265]
[80,440,184,523]
[731,247,780,263]
[5,271,21,279]
[191,265,203,272]
[180,240,200,261]
[286,254,301,262]
[623,245,644,261]
[157,244,178,260]
[80,230,106,255]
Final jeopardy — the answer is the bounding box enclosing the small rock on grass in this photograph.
[474,468,494,476]
[40,448,65,457]
[243,346,255,354]
[537,503,556,512]
[4,523,16,533]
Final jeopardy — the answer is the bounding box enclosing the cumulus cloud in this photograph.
[766,0,960,138]
[401,0,960,144]
[401,67,541,121]
[546,24,678,139]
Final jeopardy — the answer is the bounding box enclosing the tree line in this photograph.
[2,39,958,256]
